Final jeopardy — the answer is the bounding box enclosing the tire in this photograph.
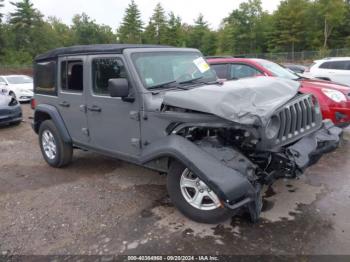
[167,161,232,224]
[39,120,73,168]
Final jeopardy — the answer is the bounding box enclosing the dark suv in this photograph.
[32,44,341,223]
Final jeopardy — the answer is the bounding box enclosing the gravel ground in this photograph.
[0,104,349,255]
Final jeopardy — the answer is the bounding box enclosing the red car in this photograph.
[208,57,350,127]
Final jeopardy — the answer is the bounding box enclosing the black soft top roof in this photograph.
[35,44,172,61]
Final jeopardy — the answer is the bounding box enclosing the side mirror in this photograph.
[0,82,7,86]
[108,78,129,98]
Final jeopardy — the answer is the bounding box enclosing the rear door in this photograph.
[85,55,141,158]
[57,56,90,144]
[333,61,350,86]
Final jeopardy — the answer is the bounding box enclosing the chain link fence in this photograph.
[0,64,33,76]
[236,48,350,65]
[1,48,350,72]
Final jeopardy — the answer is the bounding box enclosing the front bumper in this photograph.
[17,90,33,102]
[286,119,342,171]
[225,119,341,221]
[0,105,22,125]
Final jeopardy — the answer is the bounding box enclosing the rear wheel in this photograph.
[167,161,232,224]
[39,120,73,168]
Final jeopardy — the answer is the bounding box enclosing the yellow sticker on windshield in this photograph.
[193,57,210,73]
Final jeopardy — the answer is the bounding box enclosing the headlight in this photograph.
[322,88,347,103]
[265,115,280,139]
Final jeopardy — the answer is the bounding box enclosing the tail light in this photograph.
[30,98,36,110]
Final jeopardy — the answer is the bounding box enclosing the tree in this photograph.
[165,12,184,46]
[143,3,168,44]
[0,0,4,23]
[118,0,143,44]
[72,13,116,45]
[221,0,267,54]
[10,0,43,28]
[268,0,311,53]
[315,0,347,48]
[186,14,217,55]
[9,0,43,56]
[48,16,75,46]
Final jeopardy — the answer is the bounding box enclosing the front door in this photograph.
[58,56,89,144]
[86,55,141,158]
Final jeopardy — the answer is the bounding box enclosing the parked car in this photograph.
[303,57,350,86]
[32,44,341,224]
[208,57,350,127]
[0,90,22,126]
[0,75,34,102]
[283,64,307,74]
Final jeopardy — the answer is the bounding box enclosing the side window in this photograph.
[319,62,331,69]
[34,60,57,95]
[61,60,84,92]
[92,58,126,95]
[331,61,347,70]
[211,64,228,79]
[345,61,350,70]
[230,64,261,79]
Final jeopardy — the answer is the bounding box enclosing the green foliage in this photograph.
[1,0,350,65]
[117,0,143,44]
[186,14,217,55]
[218,0,269,54]
[164,12,184,46]
[268,0,311,52]
[72,13,116,45]
[143,3,168,44]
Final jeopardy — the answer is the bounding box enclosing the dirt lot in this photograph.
[0,104,350,255]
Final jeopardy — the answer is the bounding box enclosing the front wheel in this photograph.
[39,120,73,168]
[167,161,232,224]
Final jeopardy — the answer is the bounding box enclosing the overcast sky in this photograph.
[2,0,282,30]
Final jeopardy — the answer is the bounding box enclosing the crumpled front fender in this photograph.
[140,135,255,203]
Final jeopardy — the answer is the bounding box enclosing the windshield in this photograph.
[132,52,217,89]
[257,60,299,80]
[6,76,33,84]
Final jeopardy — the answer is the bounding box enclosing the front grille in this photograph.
[275,95,321,144]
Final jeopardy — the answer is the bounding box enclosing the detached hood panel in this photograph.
[163,77,300,125]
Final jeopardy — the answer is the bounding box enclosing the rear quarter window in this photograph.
[34,60,57,95]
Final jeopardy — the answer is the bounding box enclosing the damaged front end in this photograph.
[155,78,342,221]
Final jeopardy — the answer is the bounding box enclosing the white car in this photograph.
[304,57,350,86]
[0,75,34,102]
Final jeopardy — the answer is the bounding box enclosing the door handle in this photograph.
[87,105,102,112]
[59,101,70,107]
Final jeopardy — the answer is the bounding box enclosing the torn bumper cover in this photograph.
[286,119,342,172]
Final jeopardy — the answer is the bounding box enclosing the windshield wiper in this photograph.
[148,80,177,90]
[178,76,204,85]
[201,79,224,85]
[148,80,191,91]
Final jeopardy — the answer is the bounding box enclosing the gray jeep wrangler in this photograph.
[32,44,341,223]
